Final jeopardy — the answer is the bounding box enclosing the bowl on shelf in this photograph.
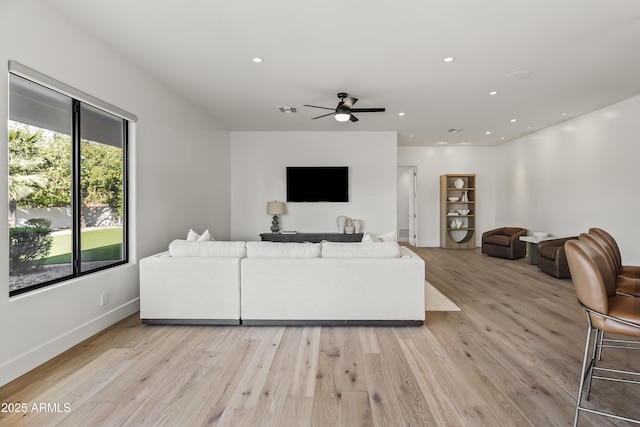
[532,231,549,238]
[448,197,460,202]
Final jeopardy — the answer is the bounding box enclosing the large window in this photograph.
[8,64,132,296]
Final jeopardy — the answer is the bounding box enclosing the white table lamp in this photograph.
[267,201,286,233]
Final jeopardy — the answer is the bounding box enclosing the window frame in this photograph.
[8,62,135,297]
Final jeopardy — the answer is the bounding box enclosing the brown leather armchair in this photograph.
[481,227,527,259]
[537,236,577,278]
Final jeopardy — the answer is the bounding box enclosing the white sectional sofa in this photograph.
[139,240,425,326]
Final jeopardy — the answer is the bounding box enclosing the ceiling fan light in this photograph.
[335,112,350,122]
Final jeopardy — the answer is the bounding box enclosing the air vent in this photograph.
[448,128,463,133]
[278,106,297,114]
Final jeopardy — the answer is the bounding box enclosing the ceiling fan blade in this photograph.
[311,112,335,120]
[342,96,358,109]
[303,104,335,111]
[350,108,386,113]
[350,114,359,122]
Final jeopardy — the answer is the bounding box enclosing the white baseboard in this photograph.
[416,240,440,247]
[0,299,140,387]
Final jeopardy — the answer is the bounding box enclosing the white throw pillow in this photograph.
[187,229,200,241]
[246,241,321,258]
[197,229,213,241]
[321,242,401,258]
[186,229,214,241]
[169,240,246,257]
[361,231,396,242]
[378,230,397,242]
[361,232,381,242]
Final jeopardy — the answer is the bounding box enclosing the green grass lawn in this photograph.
[43,228,123,264]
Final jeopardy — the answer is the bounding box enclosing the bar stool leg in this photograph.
[574,315,595,427]
[585,328,601,401]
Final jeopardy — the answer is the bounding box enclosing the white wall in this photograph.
[0,0,230,386]
[398,95,640,264]
[230,132,397,240]
[397,147,497,247]
[494,95,640,263]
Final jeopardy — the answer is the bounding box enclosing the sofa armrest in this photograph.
[139,252,241,323]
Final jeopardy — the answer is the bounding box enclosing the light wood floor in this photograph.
[2,248,639,426]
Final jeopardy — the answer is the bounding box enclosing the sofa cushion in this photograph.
[321,242,401,258]
[168,240,246,258]
[246,241,321,258]
[484,235,511,247]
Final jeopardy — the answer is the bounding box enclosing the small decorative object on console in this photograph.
[337,215,347,233]
[344,218,355,234]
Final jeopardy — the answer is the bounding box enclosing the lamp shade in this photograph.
[267,201,286,215]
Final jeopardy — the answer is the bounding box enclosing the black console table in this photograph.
[260,232,363,243]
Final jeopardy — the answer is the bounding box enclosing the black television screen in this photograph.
[286,166,349,202]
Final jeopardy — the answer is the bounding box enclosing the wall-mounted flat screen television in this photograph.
[286,166,349,202]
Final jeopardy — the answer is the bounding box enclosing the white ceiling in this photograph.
[44,0,640,146]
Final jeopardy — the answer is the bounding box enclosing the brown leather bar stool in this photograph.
[578,233,640,361]
[589,228,640,279]
[579,233,640,297]
[565,239,640,426]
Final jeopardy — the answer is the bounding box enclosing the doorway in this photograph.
[397,166,417,246]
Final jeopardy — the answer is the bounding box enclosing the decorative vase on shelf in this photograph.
[454,178,464,189]
[344,218,355,234]
[461,191,469,202]
[451,218,463,229]
[337,215,347,233]
[353,219,363,233]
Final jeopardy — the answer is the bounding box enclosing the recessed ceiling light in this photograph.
[485,131,492,135]
[489,91,499,96]
[460,142,470,145]
[443,57,456,63]
[510,118,517,122]
[526,126,532,129]
[252,57,263,63]
[500,137,505,140]
[561,112,569,116]
[398,112,405,116]
[436,141,448,145]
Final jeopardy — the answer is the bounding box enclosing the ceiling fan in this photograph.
[304,92,386,122]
